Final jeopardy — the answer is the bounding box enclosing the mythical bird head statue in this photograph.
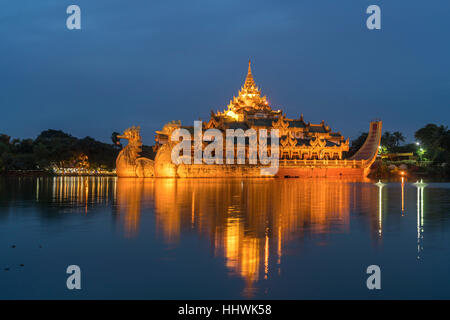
[116,126,155,178]
[116,126,144,162]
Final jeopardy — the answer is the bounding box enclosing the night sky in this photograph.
[1,0,449,145]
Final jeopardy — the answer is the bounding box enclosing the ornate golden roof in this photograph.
[219,60,276,121]
[243,59,256,89]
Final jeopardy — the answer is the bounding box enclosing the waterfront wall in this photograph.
[177,164,265,178]
[154,162,370,178]
[276,167,367,178]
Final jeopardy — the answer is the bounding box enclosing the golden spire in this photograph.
[244,59,256,89]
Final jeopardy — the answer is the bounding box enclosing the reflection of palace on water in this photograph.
[24,177,421,297]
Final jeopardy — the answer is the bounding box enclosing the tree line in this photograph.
[0,130,124,173]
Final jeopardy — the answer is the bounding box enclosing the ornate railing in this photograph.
[279,159,369,168]
[179,156,370,168]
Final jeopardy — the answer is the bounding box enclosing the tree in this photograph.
[381,132,394,150]
[381,131,406,152]
[0,134,10,145]
[415,124,449,162]
[0,134,11,157]
[111,132,122,149]
[0,129,148,173]
[33,129,77,168]
[392,131,405,147]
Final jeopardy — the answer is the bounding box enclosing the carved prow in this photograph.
[350,121,383,168]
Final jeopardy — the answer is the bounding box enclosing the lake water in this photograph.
[1,177,449,299]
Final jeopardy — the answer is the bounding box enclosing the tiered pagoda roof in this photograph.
[216,60,281,121]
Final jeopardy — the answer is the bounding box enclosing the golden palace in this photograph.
[116,61,382,178]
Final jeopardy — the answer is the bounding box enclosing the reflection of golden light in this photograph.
[85,178,88,213]
[401,177,405,214]
[191,190,195,227]
[49,176,114,215]
[48,176,139,235]
[225,217,241,272]
[264,228,269,280]
[34,177,383,297]
[110,178,379,297]
[154,179,181,244]
[116,178,154,238]
[277,225,281,268]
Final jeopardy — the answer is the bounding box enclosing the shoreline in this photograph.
[1,171,116,177]
[2,171,449,182]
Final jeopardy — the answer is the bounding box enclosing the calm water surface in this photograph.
[1,177,449,299]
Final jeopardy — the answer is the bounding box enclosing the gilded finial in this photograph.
[244,59,255,89]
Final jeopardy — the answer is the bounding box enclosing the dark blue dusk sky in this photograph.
[1,0,449,145]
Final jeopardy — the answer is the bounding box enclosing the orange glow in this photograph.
[401,177,405,213]
[226,110,239,120]
[49,177,380,298]
[139,178,368,297]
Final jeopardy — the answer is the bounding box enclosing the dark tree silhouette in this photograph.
[415,124,449,162]
[381,131,406,151]
[392,131,405,147]
[111,132,122,149]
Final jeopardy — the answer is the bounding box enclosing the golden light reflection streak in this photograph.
[85,178,89,214]
[143,178,354,297]
[264,227,269,280]
[191,190,195,227]
[113,177,117,203]
[401,177,405,215]
[277,225,281,273]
